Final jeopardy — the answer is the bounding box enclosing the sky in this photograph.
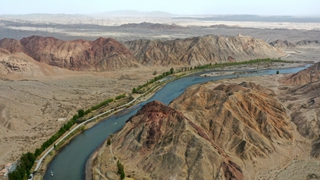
[1,0,319,16]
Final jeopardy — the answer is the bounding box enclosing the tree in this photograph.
[276,70,279,74]
[34,148,41,157]
[117,161,125,179]
[78,109,85,117]
[132,88,137,94]
[170,68,174,74]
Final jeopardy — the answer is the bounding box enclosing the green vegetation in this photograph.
[117,160,125,179]
[9,94,126,180]
[276,70,280,74]
[107,138,111,146]
[8,152,35,180]
[170,67,174,74]
[91,98,114,111]
[191,58,290,70]
[132,67,175,94]
[132,58,291,95]
[115,93,126,100]
[78,109,85,118]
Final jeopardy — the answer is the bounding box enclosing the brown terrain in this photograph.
[0,16,319,179]
[92,62,320,180]
[281,62,320,85]
[0,33,284,166]
[269,40,296,49]
[125,35,284,66]
[0,34,284,72]
[0,36,139,71]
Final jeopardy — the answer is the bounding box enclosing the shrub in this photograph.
[117,161,125,179]
[115,94,126,100]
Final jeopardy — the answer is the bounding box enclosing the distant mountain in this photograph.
[92,10,175,17]
[125,35,284,66]
[120,22,184,30]
[269,39,296,49]
[174,15,320,23]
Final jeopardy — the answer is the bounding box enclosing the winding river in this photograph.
[44,66,308,180]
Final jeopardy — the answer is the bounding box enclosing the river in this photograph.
[44,66,308,180]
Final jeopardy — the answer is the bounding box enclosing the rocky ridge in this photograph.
[281,62,320,85]
[125,35,285,66]
[269,39,296,49]
[0,36,139,71]
[0,35,285,72]
[92,82,295,180]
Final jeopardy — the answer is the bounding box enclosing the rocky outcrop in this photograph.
[269,39,296,49]
[281,62,320,85]
[281,80,320,140]
[125,35,285,66]
[0,36,139,71]
[94,101,243,180]
[93,82,294,180]
[279,63,320,158]
[170,82,293,159]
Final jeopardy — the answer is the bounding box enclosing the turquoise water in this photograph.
[44,65,307,180]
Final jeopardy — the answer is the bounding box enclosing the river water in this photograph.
[44,66,308,180]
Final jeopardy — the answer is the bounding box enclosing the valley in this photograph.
[0,13,319,180]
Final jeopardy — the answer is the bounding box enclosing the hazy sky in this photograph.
[1,0,319,16]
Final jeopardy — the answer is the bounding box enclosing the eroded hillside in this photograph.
[125,35,284,66]
[92,82,303,180]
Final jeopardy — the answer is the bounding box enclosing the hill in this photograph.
[92,82,295,179]
[269,39,296,49]
[125,35,285,66]
[281,62,320,85]
[0,36,139,71]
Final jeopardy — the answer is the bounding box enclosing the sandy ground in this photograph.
[0,66,170,166]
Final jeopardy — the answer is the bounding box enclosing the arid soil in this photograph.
[0,65,170,165]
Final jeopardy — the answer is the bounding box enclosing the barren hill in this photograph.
[0,50,74,79]
[281,62,320,85]
[269,39,296,49]
[296,40,319,46]
[125,35,285,66]
[0,38,24,53]
[92,82,295,179]
[0,36,139,71]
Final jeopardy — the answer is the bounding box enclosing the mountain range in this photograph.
[0,35,285,76]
